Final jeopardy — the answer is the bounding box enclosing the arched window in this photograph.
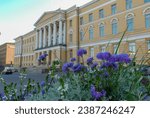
[143,8,150,29]
[126,13,134,31]
[99,23,105,37]
[89,26,94,40]
[111,18,118,35]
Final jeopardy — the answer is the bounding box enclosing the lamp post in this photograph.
[20,36,23,68]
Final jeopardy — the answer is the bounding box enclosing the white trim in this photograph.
[110,18,119,24]
[67,14,77,20]
[79,0,116,16]
[89,25,94,29]
[36,17,65,29]
[98,22,105,26]
[67,33,150,49]
[22,53,34,57]
[14,55,21,58]
[143,7,150,15]
[34,46,66,53]
[125,12,135,19]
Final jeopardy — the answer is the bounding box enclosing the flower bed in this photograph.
[0,48,150,101]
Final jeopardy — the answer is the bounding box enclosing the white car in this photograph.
[2,67,13,74]
[9,67,18,73]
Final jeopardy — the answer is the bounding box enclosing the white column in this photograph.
[43,26,46,47]
[59,20,63,44]
[39,29,42,48]
[48,24,51,46]
[36,30,39,49]
[63,21,66,44]
[53,22,56,45]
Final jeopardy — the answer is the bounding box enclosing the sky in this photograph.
[0,0,90,45]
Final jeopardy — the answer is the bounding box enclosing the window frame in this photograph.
[99,9,104,18]
[89,13,94,22]
[99,23,105,37]
[89,26,94,40]
[111,4,117,15]
[90,47,94,57]
[126,0,132,10]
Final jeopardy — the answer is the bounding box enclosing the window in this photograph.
[99,23,105,37]
[101,46,106,52]
[145,14,150,29]
[126,0,132,10]
[111,4,117,15]
[90,48,94,57]
[89,13,93,22]
[70,20,72,27]
[145,0,150,3]
[70,50,73,58]
[148,40,150,50]
[89,27,94,40]
[99,9,104,18]
[80,17,84,25]
[113,44,118,54]
[126,14,134,32]
[129,42,136,54]
[80,30,84,41]
[69,33,73,43]
[112,19,118,35]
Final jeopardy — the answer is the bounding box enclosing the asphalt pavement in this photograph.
[0,71,48,93]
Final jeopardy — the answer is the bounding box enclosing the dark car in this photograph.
[0,65,4,73]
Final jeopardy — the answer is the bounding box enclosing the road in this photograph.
[0,72,48,93]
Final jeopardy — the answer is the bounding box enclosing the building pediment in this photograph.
[34,9,66,27]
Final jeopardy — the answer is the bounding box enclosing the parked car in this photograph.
[1,67,13,74]
[9,67,18,73]
[0,65,4,73]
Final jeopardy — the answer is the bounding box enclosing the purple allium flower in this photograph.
[117,54,131,64]
[40,81,45,87]
[41,89,45,96]
[2,96,7,101]
[77,48,87,57]
[100,62,118,70]
[62,62,74,72]
[70,57,76,62]
[38,54,48,61]
[96,52,111,61]
[87,57,94,64]
[72,63,83,72]
[90,62,98,69]
[102,71,109,78]
[101,90,106,96]
[90,85,106,100]
[109,54,131,64]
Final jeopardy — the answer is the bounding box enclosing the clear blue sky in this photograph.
[0,0,90,45]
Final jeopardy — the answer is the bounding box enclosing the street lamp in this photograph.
[20,36,23,68]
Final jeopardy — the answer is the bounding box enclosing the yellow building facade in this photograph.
[0,43,15,66]
[14,0,150,67]
[14,30,36,67]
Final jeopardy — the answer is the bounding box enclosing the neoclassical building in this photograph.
[14,0,150,68]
